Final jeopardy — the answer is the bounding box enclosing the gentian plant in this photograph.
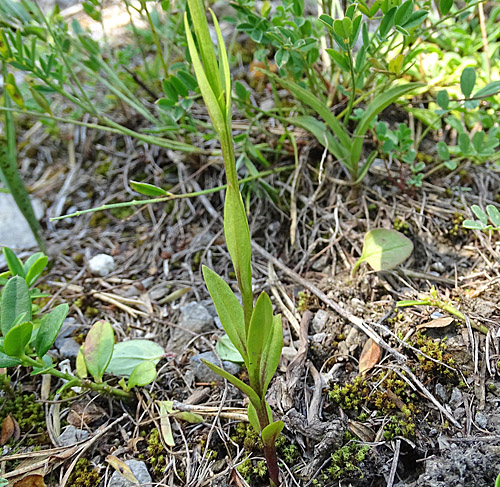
[184,1,284,485]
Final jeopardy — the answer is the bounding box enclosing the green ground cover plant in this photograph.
[0,247,164,398]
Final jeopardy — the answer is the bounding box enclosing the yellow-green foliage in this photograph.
[237,458,268,483]
[393,218,410,235]
[411,332,456,378]
[329,376,370,411]
[67,459,100,487]
[0,392,46,443]
[328,437,369,479]
[144,429,167,476]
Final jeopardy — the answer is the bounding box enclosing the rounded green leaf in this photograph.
[353,229,414,274]
[437,141,450,161]
[439,0,453,15]
[0,351,21,367]
[25,256,49,287]
[83,320,115,382]
[128,361,157,388]
[261,420,284,447]
[394,0,413,26]
[436,90,449,110]
[4,321,33,357]
[460,67,476,98]
[106,340,165,376]
[1,276,32,335]
[486,205,500,228]
[33,303,69,357]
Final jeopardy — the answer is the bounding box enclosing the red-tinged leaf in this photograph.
[358,338,381,374]
[83,320,114,382]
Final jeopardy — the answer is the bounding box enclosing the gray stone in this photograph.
[57,426,88,446]
[450,388,463,408]
[54,318,82,359]
[435,383,446,402]
[190,351,241,382]
[0,193,44,249]
[475,412,488,429]
[88,253,115,277]
[109,460,151,487]
[311,309,329,333]
[167,302,214,354]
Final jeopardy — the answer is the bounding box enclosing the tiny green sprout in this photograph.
[184,1,283,485]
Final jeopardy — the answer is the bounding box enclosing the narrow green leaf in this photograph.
[474,81,500,99]
[76,346,87,378]
[24,255,48,287]
[247,403,261,432]
[261,314,283,396]
[266,72,351,149]
[261,420,284,447]
[350,83,423,176]
[394,0,413,26]
[184,14,226,138]
[4,321,32,357]
[203,266,247,362]
[460,67,476,98]
[83,320,115,382]
[33,303,69,357]
[353,229,414,275]
[3,248,24,277]
[486,205,500,228]
[186,0,222,101]
[400,10,428,29]
[1,275,32,335]
[201,358,261,407]
[325,48,350,71]
[128,361,157,388]
[247,292,273,395]
[224,186,253,327]
[130,181,170,197]
[379,7,396,37]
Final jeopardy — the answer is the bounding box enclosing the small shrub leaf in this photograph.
[129,181,170,197]
[128,361,157,388]
[83,320,115,382]
[33,303,69,357]
[471,204,488,225]
[106,340,165,376]
[3,248,24,277]
[1,276,32,335]
[439,0,453,14]
[486,205,500,228]
[4,321,32,357]
[460,67,476,98]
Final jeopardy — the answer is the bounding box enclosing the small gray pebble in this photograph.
[435,383,446,402]
[475,412,488,429]
[108,460,151,487]
[88,253,115,277]
[450,388,463,408]
[57,426,88,446]
[190,351,241,382]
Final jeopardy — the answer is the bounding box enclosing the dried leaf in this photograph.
[348,420,376,442]
[67,401,107,427]
[358,338,381,374]
[105,455,139,485]
[1,414,20,446]
[416,316,454,330]
[13,475,45,487]
[158,402,175,447]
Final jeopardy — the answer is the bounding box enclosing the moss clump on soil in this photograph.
[0,391,46,444]
[312,433,370,485]
[447,212,466,241]
[329,376,370,412]
[143,429,168,476]
[297,291,317,313]
[67,459,100,487]
[410,331,456,378]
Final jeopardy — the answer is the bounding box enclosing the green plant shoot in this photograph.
[184,1,284,485]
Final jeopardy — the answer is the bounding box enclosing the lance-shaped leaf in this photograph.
[260,314,283,396]
[130,181,171,197]
[3,248,24,277]
[83,320,114,382]
[184,15,226,137]
[247,292,273,395]
[186,0,222,103]
[33,303,69,357]
[247,403,261,432]
[203,265,247,363]
[224,186,253,327]
[1,276,31,335]
[201,358,261,409]
[261,420,284,447]
[24,255,48,287]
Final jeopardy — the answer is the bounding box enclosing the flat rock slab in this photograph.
[0,193,44,249]
[109,460,151,487]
